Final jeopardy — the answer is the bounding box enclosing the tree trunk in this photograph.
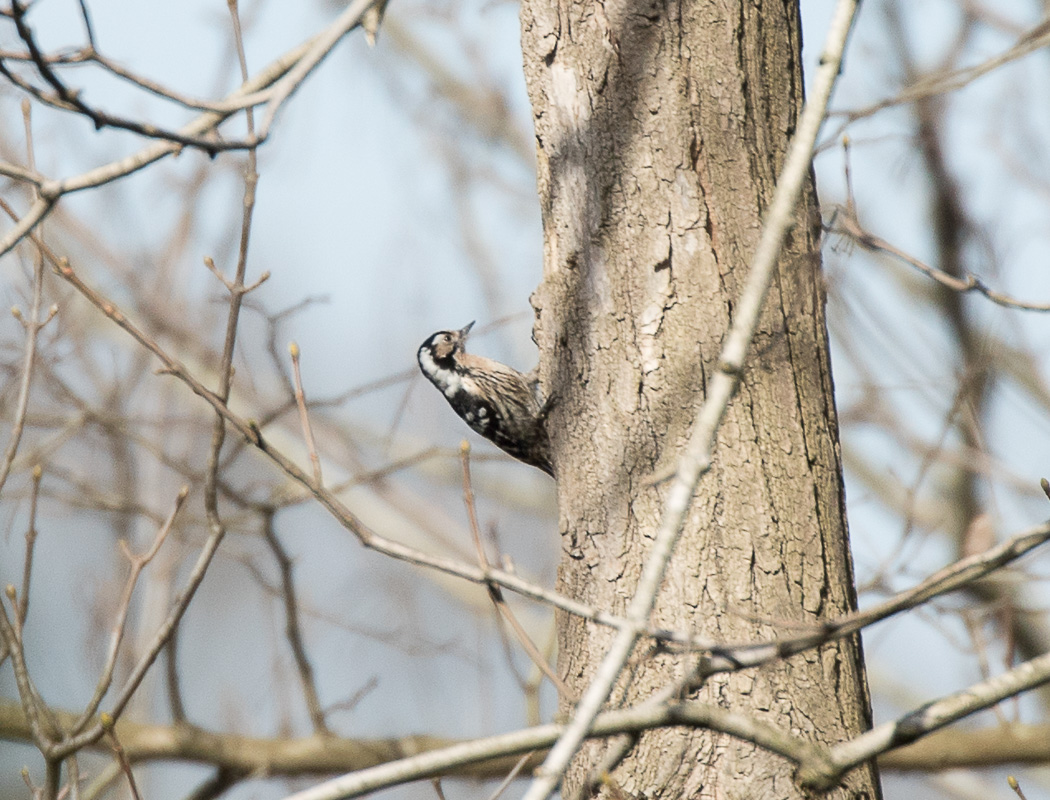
[520,1,881,798]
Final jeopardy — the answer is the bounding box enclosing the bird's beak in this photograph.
[459,321,476,338]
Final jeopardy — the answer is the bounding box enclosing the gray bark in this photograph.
[520,0,881,797]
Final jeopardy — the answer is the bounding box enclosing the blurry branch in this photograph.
[879,722,1050,770]
[6,696,1050,791]
[2,1,248,153]
[65,754,81,800]
[830,205,1050,312]
[256,0,377,140]
[16,464,42,630]
[262,511,330,735]
[525,1,862,797]
[0,213,52,495]
[384,21,536,317]
[0,697,543,779]
[102,719,142,800]
[164,627,187,727]
[460,443,572,699]
[68,487,189,736]
[827,16,1050,134]
[0,0,382,258]
[385,19,534,164]
[485,752,534,800]
[178,767,246,800]
[0,0,380,152]
[876,8,1050,714]
[83,761,123,800]
[290,342,324,486]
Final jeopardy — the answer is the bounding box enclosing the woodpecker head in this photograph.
[418,321,474,371]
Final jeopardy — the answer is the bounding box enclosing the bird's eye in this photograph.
[442,334,452,342]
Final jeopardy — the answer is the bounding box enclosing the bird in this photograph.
[417,322,553,476]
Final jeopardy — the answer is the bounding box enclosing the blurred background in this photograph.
[1,0,1050,798]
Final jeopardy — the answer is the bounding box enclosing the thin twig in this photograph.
[290,342,323,486]
[69,487,189,736]
[484,752,535,800]
[164,628,187,725]
[4,2,250,154]
[81,762,122,800]
[826,17,1050,137]
[460,443,572,699]
[0,25,331,257]
[0,593,51,754]
[832,206,1050,312]
[18,463,42,627]
[101,717,142,800]
[1009,775,1030,800]
[0,193,48,495]
[75,0,97,50]
[256,0,379,139]
[262,511,330,734]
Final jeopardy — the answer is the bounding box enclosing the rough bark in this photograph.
[520,1,881,798]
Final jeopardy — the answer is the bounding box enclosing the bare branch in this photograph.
[2,2,252,153]
[828,17,1050,135]
[52,498,225,758]
[17,463,42,628]
[290,342,323,487]
[68,487,189,736]
[802,647,1050,789]
[101,716,142,800]
[460,443,571,699]
[880,723,1050,770]
[262,511,330,735]
[832,206,1050,312]
[0,205,47,495]
[0,593,51,754]
[0,22,340,257]
[284,701,825,800]
[255,0,379,139]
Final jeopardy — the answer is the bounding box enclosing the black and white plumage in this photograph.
[417,322,553,476]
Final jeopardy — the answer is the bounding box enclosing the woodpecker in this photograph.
[417,322,553,476]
